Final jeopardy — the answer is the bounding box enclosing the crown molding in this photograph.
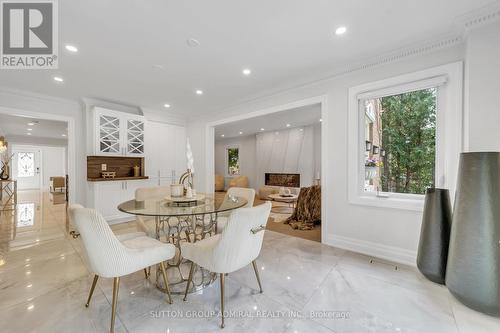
[0,86,82,109]
[456,1,500,33]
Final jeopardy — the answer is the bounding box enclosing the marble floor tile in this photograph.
[1,190,500,332]
[304,267,458,333]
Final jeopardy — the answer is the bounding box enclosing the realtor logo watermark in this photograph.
[1,0,58,69]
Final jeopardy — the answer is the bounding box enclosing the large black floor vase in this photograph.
[446,152,500,316]
[417,188,452,285]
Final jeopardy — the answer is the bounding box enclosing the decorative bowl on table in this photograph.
[164,193,206,207]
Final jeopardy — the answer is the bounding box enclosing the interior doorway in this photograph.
[207,96,326,242]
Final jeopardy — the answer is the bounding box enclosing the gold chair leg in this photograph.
[111,277,120,333]
[220,273,225,329]
[183,262,196,301]
[143,268,149,279]
[252,260,263,293]
[85,275,99,307]
[159,262,173,304]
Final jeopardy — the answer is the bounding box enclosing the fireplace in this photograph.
[265,173,300,188]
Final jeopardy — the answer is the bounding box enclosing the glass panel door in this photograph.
[99,114,121,154]
[127,119,144,155]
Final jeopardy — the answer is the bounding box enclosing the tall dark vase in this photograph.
[446,152,500,316]
[417,188,452,284]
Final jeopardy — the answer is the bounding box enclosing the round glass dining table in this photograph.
[118,193,247,294]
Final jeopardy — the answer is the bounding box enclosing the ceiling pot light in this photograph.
[239,131,243,135]
[319,118,323,122]
[260,128,265,131]
[27,128,32,131]
[53,76,64,82]
[163,103,171,108]
[26,133,32,136]
[221,134,225,137]
[187,38,200,47]
[62,134,67,137]
[286,124,291,127]
[335,26,347,35]
[196,90,203,95]
[65,44,78,52]
[242,68,251,75]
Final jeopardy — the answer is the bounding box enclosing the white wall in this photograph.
[255,125,318,189]
[189,43,465,265]
[465,20,500,152]
[215,135,257,189]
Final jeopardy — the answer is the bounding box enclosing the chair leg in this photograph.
[252,260,263,293]
[183,262,196,301]
[159,262,173,304]
[85,275,99,307]
[220,273,225,329]
[111,277,120,333]
[143,268,149,279]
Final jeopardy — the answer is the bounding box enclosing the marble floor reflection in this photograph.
[1,190,499,332]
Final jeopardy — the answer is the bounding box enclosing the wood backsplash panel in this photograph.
[87,156,144,179]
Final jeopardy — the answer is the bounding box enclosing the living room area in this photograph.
[213,103,322,241]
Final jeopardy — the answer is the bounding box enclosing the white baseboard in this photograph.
[324,234,417,267]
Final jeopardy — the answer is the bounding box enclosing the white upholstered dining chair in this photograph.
[134,186,174,238]
[216,187,255,232]
[181,202,271,328]
[69,205,176,333]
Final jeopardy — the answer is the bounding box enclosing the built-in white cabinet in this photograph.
[90,180,147,222]
[145,121,186,185]
[93,107,145,156]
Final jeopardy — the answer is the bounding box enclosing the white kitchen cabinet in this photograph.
[145,121,186,185]
[90,179,148,223]
[93,107,145,156]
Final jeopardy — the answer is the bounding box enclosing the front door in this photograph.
[12,149,41,190]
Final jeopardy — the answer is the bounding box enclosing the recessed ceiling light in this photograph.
[65,44,78,52]
[164,103,171,108]
[187,38,200,47]
[196,90,203,95]
[62,134,67,137]
[53,76,64,82]
[286,124,291,127]
[299,128,304,131]
[260,128,265,131]
[319,118,323,122]
[27,122,35,126]
[221,134,225,137]
[26,133,32,136]
[27,128,32,131]
[335,26,347,35]
[239,131,243,135]
[242,68,251,76]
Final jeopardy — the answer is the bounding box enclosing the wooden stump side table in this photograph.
[0,180,17,211]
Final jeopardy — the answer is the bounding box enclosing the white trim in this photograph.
[348,62,463,211]
[205,95,328,244]
[0,106,77,204]
[325,234,417,267]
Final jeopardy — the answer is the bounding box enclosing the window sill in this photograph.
[349,194,424,212]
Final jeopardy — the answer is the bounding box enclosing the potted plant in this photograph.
[365,158,382,180]
[0,146,14,180]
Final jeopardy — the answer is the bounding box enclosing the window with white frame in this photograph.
[226,146,240,176]
[348,62,463,211]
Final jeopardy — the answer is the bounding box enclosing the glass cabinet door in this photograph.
[98,114,121,154]
[126,119,145,155]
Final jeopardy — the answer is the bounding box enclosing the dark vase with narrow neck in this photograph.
[417,188,452,285]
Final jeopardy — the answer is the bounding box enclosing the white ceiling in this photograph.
[0,114,68,140]
[214,103,321,140]
[0,0,496,116]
